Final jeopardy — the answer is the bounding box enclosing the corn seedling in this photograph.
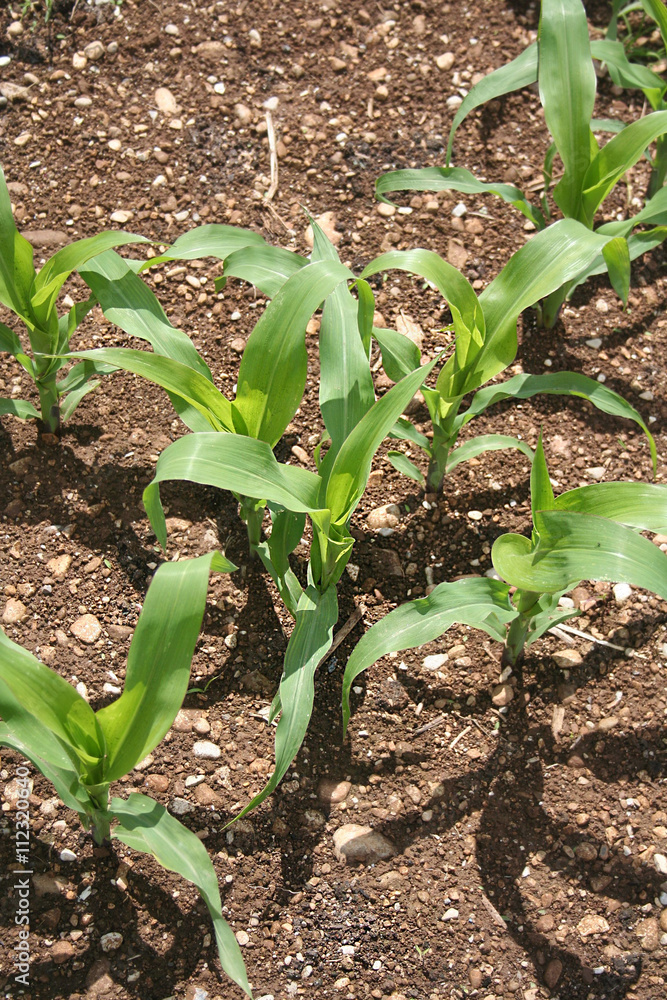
[361,221,655,490]
[377,0,667,326]
[0,552,252,998]
[341,438,667,733]
[0,165,157,434]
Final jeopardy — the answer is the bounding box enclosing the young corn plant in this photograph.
[341,438,667,733]
[0,552,253,998]
[377,0,667,327]
[66,221,438,816]
[0,165,150,435]
[607,0,667,196]
[360,220,655,490]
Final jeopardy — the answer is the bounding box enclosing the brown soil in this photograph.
[1,2,666,1000]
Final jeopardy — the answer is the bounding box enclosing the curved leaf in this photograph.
[233,259,352,445]
[96,552,236,782]
[234,585,338,820]
[143,433,323,549]
[387,451,426,485]
[111,793,252,998]
[375,167,544,226]
[341,578,516,734]
[457,371,656,472]
[554,482,667,532]
[492,510,667,596]
[0,398,40,420]
[221,244,306,299]
[445,434,534,473]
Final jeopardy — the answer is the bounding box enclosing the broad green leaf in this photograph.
[376,167,544,227]
[233,259,352,446]
[163,222,266,260]
[325,357,439,523]
[59,379,102,422]
[445,43,539,164]
[143,433,323,549]
[311,222,375,463]
[111,793,252,998]
[530,434,555,523]
[31,232,148,328]
[0,719,90,814]
[389,416,431,451]
[0,398,40,420]
[598,183,667,236]
[591,38,666,95]
[372,326,421,382]
[255,506,306,616]
[0,320,23,356]
[220,244,306,298]
[456,371,657,472]
[581,110,667,224]
[554,481,667,532]
[96,553,235,782]
[387,451,426,485]
[0,165,35,319]
[602,236,631,306]
[539,0,597,221]
[78,251,212,378]
[72,348,233,432]
[479,222,611,379]
[234,585,338,820]
[0,628,104,769]
[493,510,667,596]
[524,591,580,645]
[445,434,534,473]
[341,578,516,734]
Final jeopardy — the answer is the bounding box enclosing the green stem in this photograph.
[238,497,265,555]
[425,436,452,492]
[36,375,61,435]
[536,284,569,329]
[502,589,541,668]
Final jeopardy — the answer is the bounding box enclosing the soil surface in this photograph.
[1,2,667,1000]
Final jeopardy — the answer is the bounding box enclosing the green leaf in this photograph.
[554,481,667,532]
[445,434,534,473]
[0,319,23,356]
[0,628,105,771]
[234,586,338,820]
[387,451,426,485]
[255,506,306,616]
[78,251,211,378]
[31,232,148,328]
[445,43,538,164]
[457,371,657,472]
[325,357,439,523]
[591,38,666,95]
[0,720,90,815]
[0,165,36,319]
[221,244,306,298]
[59,379,102,422]
[581,110,667,224]
[233,259,352,446]
[372,326,421,382]
[539,0,597,221]
[163,222,267,260]
[376,167,544,227]
[311,222,375,463]
[530,434,555,523]
[0,398,41,420]
[602,236,631,307]
[72,348,233,432]
[143,433,323,549]
[111,793,252,998]
[492,510,667,597]
[341,578,516,734]
[389,416,431,452]
[96,553,235,782]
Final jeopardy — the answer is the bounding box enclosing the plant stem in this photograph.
[536,284,569,329]
[36,376,61,435]
[501,615,530,669]
[426,440,450,492]
[647,134,667,200]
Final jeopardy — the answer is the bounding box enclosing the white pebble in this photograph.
[613,582,632,603]
[193,740,221,759]
[423,654,447,671]
[60,849,77,862]
[442,907,459,920]
[214,82,226,95]
[100,932,123,952]
[452,202,467,217]
[585,338,602,349]
[341,945,355,956]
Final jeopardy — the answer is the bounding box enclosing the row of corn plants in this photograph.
[1,1,667,994]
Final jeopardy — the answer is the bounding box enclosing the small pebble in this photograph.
[613,582,633,603]
[100,932,123,952]
[193,741,221,759]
